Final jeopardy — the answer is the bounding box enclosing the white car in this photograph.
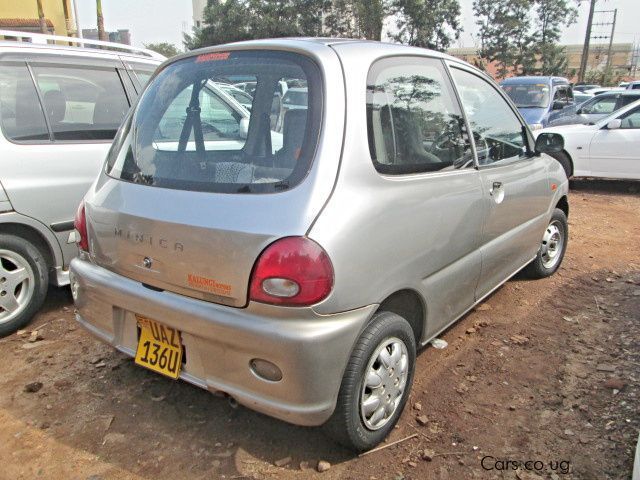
[538,99,640,180]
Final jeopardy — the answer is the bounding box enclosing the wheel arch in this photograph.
[0,220,59,273]
[376,289,425,345]
[555,195,569,218]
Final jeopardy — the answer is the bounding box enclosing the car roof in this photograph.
[167,37,458,67]
[500,76,569,85]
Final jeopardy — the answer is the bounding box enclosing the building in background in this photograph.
[192,0,206,29]
[82,28,131,45]
[0,0,77,36]
[447,43,638,82]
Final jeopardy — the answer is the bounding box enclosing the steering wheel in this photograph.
[431,131,457,152]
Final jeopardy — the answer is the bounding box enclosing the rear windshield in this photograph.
[106,50,322,193]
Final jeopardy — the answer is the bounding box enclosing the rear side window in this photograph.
[366,57,474,175]
[31,65,129,140]
[107,50,321,194]
[451,68,527,166]
[581,96,616,114]
[0,64,49,142]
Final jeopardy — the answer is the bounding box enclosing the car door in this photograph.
[0,54,132,268]
[548,85,573,124]
[449,65,550,300]
[589,105,640,179]
[578,94,618,124]
[343,55,485,339]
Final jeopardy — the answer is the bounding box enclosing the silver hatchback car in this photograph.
[70,39,569,451]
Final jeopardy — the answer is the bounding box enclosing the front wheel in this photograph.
[523,208,568,279]
[323,311,416,451]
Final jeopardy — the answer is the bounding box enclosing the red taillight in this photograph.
[249,237,334,306]
[74,202,88,251]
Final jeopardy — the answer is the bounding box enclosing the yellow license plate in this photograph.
[134,315,183,379]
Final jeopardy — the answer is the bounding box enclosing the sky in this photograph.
[75,0,640,50]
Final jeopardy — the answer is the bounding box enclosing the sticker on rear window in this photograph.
[195,52,230,63]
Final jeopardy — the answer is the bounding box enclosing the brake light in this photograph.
[249,237,334,306]
[74,202,88,251]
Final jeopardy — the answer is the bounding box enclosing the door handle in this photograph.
[489,181,503,195]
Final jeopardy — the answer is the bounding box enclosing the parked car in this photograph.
[70,39,569,451]
[573,84,600,93]
[539,99,640,179]
[500,76,574,130]
[619,81,630,88]
[275,87,308,131]
[215,82,253,111]
[627,81,640,90]
[0,30,165,337]
[584,87,625,96]
[548,91,640,127]
[573,91,594,106]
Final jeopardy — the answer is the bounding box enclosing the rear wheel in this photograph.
[323,311,416,451]
[549,151,572,179]
[523,208,568,279]
[0,235,48,337]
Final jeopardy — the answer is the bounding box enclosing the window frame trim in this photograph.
[365,54,477,177]
[0,60,52,145]
[1,61,133,145]
[446,62,536,170]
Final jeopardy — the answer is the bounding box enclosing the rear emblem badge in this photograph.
[142,257,153,269]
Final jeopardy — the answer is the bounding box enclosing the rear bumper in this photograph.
[70,258,375,426]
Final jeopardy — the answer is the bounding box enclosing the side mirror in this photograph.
[552,100,565,111]
[606,119,621,130]
[534,132,564,154]
[239,117,249,139]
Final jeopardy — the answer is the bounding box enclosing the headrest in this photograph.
[43,90,66,123]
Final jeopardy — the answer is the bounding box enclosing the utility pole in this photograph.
[578,0,597,83]
[605,9,617,71]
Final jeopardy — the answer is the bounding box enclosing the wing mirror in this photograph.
[534,132,564,154]
[552,100,566,111]
[239,117,249,139]
[606,119,621,130]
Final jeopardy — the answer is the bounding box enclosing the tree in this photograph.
[474,0,532,78]
[474,0,577,78]
[144,42,181,58]
[531,0,577,75]
[96,0,107,41]
[36,0,48,34]
[189,0,324,49]
[391,0,462,50]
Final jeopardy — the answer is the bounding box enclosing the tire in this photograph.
[0,234,49,337]
[549,151,572,179]
[523,208,568,279]
[323,311,416,452]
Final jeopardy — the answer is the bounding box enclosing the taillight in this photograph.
[249,237,334,306]
[74,202,88,251]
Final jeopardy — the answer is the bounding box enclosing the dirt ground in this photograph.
[0,179,638,480]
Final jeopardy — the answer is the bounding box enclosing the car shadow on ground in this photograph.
[569,178,639,196]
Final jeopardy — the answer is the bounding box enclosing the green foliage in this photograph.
[144,42,181,58]
[474,0,576,78]
[391,0,461,50]
[188,0,462,50]
[188,0,324,49]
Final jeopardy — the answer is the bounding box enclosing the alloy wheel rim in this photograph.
[541,220,564,269]
[360,336,409,431]
[0,249,35,324]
